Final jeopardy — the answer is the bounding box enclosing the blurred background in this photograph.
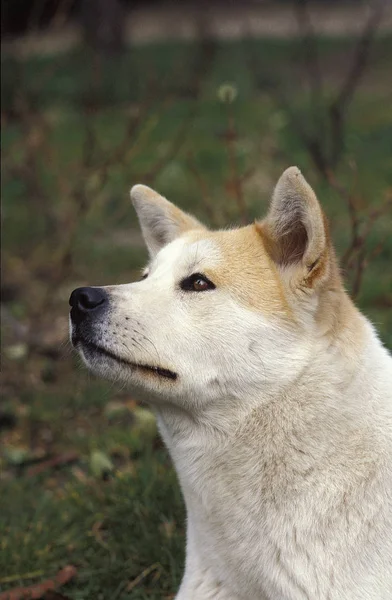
[1,0,392,598]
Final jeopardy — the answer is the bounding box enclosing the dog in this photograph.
[70,167,392,599]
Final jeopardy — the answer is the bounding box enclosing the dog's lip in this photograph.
[73,336,177,381]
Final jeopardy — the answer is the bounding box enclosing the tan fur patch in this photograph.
[186,226,293,320]
[185,223,365,357]
[317,282,366,360]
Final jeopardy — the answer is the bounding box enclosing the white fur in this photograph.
[72,173,392,600]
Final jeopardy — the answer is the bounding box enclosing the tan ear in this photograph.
[130,184,206,257]
[262,167,330,283]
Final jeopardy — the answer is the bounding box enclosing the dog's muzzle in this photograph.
[69,286,178,381]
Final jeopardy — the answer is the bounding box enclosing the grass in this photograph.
[1,33,392,599]
[1,452,185,599]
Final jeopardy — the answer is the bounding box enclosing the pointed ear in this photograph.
[262,167,330,281]
[130,184,206,258]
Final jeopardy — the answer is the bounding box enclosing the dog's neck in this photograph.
[152,303,385,458]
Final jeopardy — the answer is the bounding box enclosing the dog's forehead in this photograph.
[152,226,270,274]
[153,235,221,273]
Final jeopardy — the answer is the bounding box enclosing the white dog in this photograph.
[70,167,392,599]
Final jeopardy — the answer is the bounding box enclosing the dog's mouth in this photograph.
[73,336,177,381]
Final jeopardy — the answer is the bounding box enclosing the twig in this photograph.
[332,0,385,115]
[294,0,324,139]
[126,563,161,592]
[0,573,44,586]
[0,566,77,600]
[327,173,391,298]
[26,452,79,477]
[329,0,385,166]
[186,152,216,224]
[224,102,248,223]
[326,169,361,266]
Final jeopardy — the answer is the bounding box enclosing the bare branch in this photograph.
[327,173,391,298]
[186,152,217,225]
[294,0,324,133]
[223,102,248,224]
[332,0,385,114]
[329,0,385,166]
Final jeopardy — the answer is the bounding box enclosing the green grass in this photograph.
[1,33,392,599]
[0,378,185,599]
[1,452,185,600]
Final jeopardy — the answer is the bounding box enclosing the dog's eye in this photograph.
[180,273,215,292]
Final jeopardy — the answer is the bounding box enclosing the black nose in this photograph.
[69,287,108,324]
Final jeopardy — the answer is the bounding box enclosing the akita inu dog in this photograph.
[70,167,392,600]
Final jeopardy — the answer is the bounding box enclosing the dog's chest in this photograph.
[159,415,392,600]
[167,434,326,597]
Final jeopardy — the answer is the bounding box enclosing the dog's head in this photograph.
[70,167,341,408]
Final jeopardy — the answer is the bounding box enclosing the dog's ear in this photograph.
[261,167,331,286]
[130,184,206,257]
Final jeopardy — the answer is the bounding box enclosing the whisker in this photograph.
[132,327,161,365]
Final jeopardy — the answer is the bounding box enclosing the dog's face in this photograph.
[70,167,338,409]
